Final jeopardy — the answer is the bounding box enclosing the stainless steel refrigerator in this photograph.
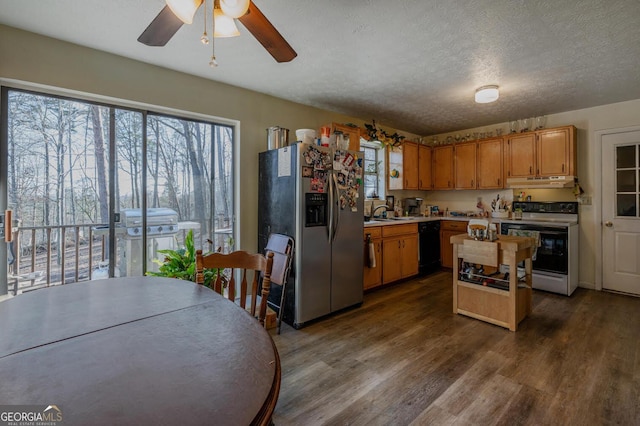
[258,143,364,328]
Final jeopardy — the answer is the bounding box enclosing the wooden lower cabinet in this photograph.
[439,220,469,269]
[363,223,419,289]
[382,223,419,284]
[363,227,382,290]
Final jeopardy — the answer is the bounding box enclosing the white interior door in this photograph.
[601,130,640,295]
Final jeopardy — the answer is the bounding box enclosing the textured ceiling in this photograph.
[2,0,640,135]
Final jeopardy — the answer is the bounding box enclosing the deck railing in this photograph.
[7,220,234,294]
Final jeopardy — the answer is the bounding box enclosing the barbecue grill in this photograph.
[117,208,179,277]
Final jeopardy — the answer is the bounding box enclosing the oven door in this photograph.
[500,223,568,274]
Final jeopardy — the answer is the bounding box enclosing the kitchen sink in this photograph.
[366,218,395,223]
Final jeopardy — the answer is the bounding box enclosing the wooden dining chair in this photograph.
[195,249,275,328]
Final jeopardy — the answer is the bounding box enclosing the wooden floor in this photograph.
[270,271,640,425]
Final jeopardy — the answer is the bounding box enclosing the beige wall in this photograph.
[0,24,415,254]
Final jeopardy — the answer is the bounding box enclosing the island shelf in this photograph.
[451,234,535,331]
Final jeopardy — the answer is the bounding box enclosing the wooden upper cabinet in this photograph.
[432,145,454,190]
[506,125,577,178]
[506,133,536,177]
[454,142,477,189]
[403,142,419,189]
[332,123,360,151]
[537,126,576,176]
[477,138,504,189]
[418,145,432,190]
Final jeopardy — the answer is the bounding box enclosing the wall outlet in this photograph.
[579,195,592,205]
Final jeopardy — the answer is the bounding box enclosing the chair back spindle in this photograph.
[195,250,274,327]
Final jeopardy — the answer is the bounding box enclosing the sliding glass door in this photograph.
[0,87,235,295]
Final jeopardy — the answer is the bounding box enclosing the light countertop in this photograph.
[364,215,492,227]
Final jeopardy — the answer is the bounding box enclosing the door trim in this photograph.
[594,125,640,291]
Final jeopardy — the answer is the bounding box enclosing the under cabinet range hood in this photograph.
[506,176,576,189]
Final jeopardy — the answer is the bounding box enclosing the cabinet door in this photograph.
[363,240,382,290]
[401,234,419,278]
[440,230,456,269]
[477,138,504,188]
[537,127,574,176]
[432,145,454,189]
[333,123,360,151]
[418,145,432,190]
[506,133,536,178]
[403,142,419,189]
[454,142,477,189]
[382,237,403,283]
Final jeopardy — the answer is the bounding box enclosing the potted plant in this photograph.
[147,229,226,289]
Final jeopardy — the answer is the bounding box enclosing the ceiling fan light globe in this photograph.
[475,85,499,104]
[165,0,203,24]
[220,0,250,18]
[214,8,241,37]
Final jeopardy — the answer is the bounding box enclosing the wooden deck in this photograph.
[271,271,640,425]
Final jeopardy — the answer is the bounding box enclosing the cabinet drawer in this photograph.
[382,223,418,237]
[441,220,468,232]
[363,227,382,240]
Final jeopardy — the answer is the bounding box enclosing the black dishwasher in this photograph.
[419,221,441,275]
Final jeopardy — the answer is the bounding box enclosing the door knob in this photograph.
[604,221,613,227]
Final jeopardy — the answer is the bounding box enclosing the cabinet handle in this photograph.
[562,164,565,172]
[398,241,401,249]
[448,180,451,187]
[471,179,474,187]
[529,166,532,174]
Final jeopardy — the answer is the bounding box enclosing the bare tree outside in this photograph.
[3,90,235,291]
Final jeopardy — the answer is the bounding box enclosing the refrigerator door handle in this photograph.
[332,173,340,241]
[327,167,334,243]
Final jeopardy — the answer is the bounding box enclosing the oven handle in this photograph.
[503,227,568,236]
[535,230,568,236]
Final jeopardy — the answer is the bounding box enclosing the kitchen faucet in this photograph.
[371,204,390,218]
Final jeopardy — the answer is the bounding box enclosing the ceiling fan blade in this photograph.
[138,5,185,47]
[238,2,297,63]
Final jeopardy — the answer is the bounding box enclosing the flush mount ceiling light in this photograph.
[475,85,500,104]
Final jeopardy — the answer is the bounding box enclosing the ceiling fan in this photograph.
[137,0,297,63]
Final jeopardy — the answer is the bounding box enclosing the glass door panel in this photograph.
[114,109,144,277]
[146,116,211,267]
[615,144,638,217]
[212,125,234,253]
[4,90,112,289]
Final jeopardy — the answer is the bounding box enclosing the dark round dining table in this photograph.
[0,277,281,425]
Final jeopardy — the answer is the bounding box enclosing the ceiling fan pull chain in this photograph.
[209,0,219,67]
[201,0,209,45]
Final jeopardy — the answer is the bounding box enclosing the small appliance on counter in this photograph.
[404,197,423,216]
